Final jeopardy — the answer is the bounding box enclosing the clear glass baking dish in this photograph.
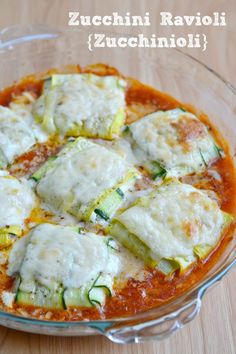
[0,24,235,343]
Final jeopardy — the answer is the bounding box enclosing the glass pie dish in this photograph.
[0,24,235,343]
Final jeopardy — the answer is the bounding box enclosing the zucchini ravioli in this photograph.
[32,137,139,224]
[0,63,235,321]
[7,223,139,309]
[126,108,222,179]
[110,180,233,274]
[33,74,126,139]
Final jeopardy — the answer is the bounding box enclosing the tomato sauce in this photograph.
[0,64,235,321]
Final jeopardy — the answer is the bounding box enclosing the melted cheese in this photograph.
[10,102,49,143]
[129,109,219,177]
[1,291,15,308]
[111,242,144,284]
[0,174,35,228]
[115,181,225,260]
[95,137,138,165]
[33,74,126,138]
[0,106,36,164]
[37,138,130,213]
[7,223,134,289]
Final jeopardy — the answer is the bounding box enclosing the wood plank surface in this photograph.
[0,0,235,353]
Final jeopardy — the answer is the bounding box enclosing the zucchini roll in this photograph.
[32,137,139,224]
[33,74,126,139]
[110,180,233,274]
[126,108,223,180]
[7,224,123,309]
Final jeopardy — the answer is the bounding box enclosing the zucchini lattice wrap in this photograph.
[31,137,139,224]
[7,224,122,309]
[110,180,234,275]
[126,108,223,180]
[33,74,127,139]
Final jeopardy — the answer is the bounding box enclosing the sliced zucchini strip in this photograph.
[193,212,234,259]
[16,283,65,310]
[78,169,139,223]
[8,225,120,309]
[109,221,157,268]
[157,258,180,275]
[110,219,206,275]
[16,275,113,310]
[108,107,126,139]
[111,221,195,274]
[64,273,113,308]
[30,137,93,182]
[63,286,91,308]
[194,245,212,259]
[143,160,167,180]
[31,156,57,181]
[33,137,139,223]
[16,273,113,310]
[88,273,112,306]
[0,226,22,250]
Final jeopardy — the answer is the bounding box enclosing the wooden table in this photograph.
[0,1,235,353]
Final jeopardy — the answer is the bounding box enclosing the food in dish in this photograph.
[110,179,232,273]
[8,223,126,309]
[0,64,234,321]
[126,108,222,179]
[33,74,126,138]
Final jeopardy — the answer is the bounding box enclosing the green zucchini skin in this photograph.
[93,189,124,222]
[0,233,17,250]
[16,279,112,310]
[87,170,138,224]
[146,161,167,180]
[30,156,57,182]
[94,208,110,221]
[30,138,85,182]
[63,287,91,308]
[16,285,65,310]
[64,273,112,308]
[109,221,156,268]
[15,271,113,310]
[110,220,195,275]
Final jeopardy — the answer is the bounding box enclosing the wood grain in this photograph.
[0,0,235,353]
